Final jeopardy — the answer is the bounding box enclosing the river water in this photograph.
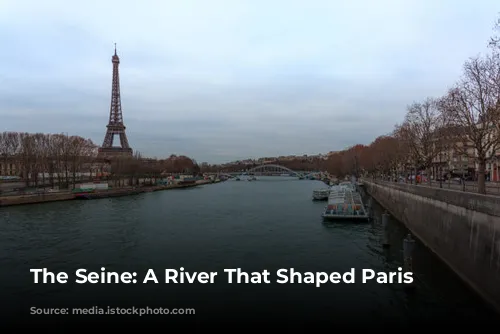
[1,177,499,328]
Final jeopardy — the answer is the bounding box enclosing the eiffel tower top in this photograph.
[112,43,120,63]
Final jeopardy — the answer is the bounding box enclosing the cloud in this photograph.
[0,0,498,163]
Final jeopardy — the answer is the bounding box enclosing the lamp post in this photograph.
[446,152,451,188]
[415,163,419,185]
[462,157,466,192]
[439,153,443,188]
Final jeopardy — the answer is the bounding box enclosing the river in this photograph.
[1,177,498,328]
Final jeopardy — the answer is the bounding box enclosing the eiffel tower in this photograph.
[98,44,133,158]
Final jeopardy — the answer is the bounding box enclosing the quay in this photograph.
[361,179,500,313]
[0,179,216,207]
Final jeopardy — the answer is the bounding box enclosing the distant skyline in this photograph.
[0,0,498,163]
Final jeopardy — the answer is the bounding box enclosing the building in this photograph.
[429,120,500,181]
[448,141,476,177]
[473,121,500,181]
[488,156,499,181]
[430,125,476,179]
[0,156,21,176]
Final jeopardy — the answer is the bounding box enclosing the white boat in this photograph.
[338,181,356,191]
[312,188,329,201]
[322,187,369,221]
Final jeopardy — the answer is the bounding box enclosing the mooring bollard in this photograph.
[381,212,390,247]
[403,233,416,289]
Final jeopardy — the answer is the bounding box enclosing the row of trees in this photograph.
[108,153,200,187]
[0,132,200,188]
[0,132,97,187]
[321,16,500,194]
[0,129,334,188]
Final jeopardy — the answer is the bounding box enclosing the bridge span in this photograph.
[214,164,321,178]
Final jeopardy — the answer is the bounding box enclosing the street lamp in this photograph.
[439,153,442,188]
[462,156,466,192]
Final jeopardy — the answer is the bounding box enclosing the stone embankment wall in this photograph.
[0,192,75,207]
[0,179,216,207]
[363,180,500,313]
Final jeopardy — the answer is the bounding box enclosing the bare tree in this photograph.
[368,134,408,180]
[67,136,87,188]
[0,132,20,176]
[439,54,500,194]
[489,14,500,51]
[397,98,445,184]
[31,133,49,187]
[49,134,65,187]
[38,134,51,187]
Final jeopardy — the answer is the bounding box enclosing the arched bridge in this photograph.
[247,164,300,176]
[213,164,321,178]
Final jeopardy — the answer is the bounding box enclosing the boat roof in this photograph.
[327,189,364,206]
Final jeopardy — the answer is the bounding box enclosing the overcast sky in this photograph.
[0,0,498,163]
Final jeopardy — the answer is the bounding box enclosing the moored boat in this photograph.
[322,187,369,221]
[312,188,329,201]
[338,181,357,193]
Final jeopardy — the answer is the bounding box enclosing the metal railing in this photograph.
[365,177,500,196]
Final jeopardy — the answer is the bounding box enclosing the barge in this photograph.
[322,185,369,221]
[312,188,330,201]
